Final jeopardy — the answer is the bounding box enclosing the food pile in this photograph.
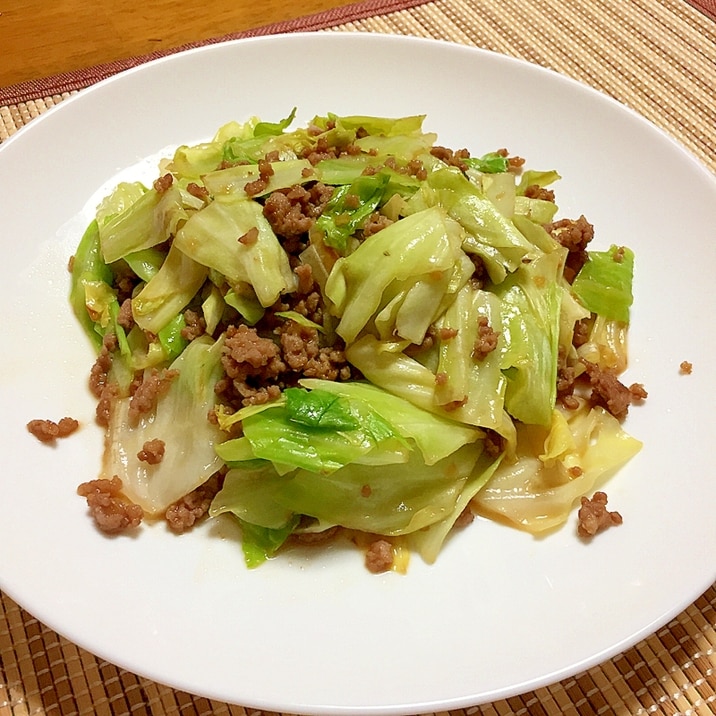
[62,110,645,572]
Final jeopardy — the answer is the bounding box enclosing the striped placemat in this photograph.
[1,1,715,715]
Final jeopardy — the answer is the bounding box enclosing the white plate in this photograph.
[1,33,715,715]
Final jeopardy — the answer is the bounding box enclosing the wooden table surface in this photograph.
[0,0,357,88]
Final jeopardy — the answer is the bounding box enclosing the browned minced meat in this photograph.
[612,245,626,263]
[278,321,351,381]
[404,325,437,357]
[165,473,223,533]
[76,476,143,534]
[181,308,206,341]
[468,253,488,289]
[94,383,118,428]
[484,429,506,459]
[430,145,471,172]
[442,396,468,412]
[300,135,362,165]
[573,317,592,348]
[524,184,555,202]
[453,506,475,529]
[680,360,693,375]
[581,360,647,421]
[577,491,622,538]
[187,182,209,200]
[27,417,79,443]
[238,227,259,245]
[117,298,134,332]
[546,215,594,283]
[153,173,174,193]
[362,211,394,238]
[365,539,394,574]
[128,368,179,425]
[628,383,648,401]
[89,332,118,398]
[290,525,342,546]
[113,265,141,304]
[244,158,275,197]
[472,317,499,360]
[293,263,314,294]
[137,438,165,465]
[218,324,287,406]
[557,367,578,407]
[493,148,526,173]
[263,183,334,246]
[556,345,580,408]
[439,326,459,341]
[289,291,324,325]
[434,371,449,387]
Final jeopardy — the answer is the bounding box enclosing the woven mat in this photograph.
[2,0,716,714]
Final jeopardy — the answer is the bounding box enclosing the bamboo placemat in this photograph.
[2,0,716,715]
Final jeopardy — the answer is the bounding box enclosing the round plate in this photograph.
[1,33,715,715]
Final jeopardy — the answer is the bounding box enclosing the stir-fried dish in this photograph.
[64,110,645,572]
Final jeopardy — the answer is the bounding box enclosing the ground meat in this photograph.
[628,383,648,401]
[468,253,488,289]
[362,211,394,238]
[439,326,458,341]
[117,298,134,332]
[472,317,499,360]
[572,317,592,348]
[582,360,646,421]
[95,383,119,428]
[219,324,287,406]
[557,365,577,404]
[577,491,622,538]
[582,360,631,420]
[278,321,320,372]
[153,173,174,193]
[404,325,437,357]
[524,184,555,202]
[365,539,394,573]
[556,346,579,407]
[238,227,259,245]
[453,506,475,529]
[278,321,350,381]
[290,525,341,545]
[263,183,334,246]
[128,368,179,425]
[300,134,361,165]
[430,145,471,171]
[293,263,315,294]
[165,473,222,533]
[187,182,209,200]
[88,333,117,398]
[137,438,165,465]
[76,476,143,534]
[287,291,324,324]
[27,417,79,443]
[546,215,594,282]
[680,360,693,375]
[484,429,506,458]
[244,158,275,197]
[180,308,206,341]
